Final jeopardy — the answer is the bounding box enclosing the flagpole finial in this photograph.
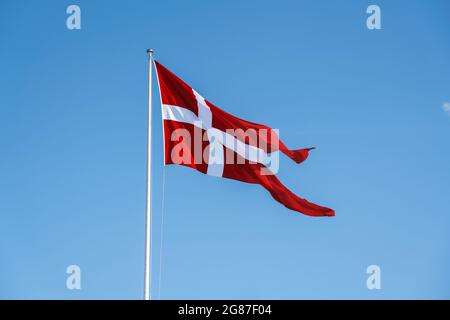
[147,48,153,57]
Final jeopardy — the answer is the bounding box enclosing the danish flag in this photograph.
[154,60,334,217]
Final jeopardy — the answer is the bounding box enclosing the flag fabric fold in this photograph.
[154,60,335,217]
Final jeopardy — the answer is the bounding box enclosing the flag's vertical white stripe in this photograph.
[193,89,212,129]
[192,90,224,177]
[206,129,225,177]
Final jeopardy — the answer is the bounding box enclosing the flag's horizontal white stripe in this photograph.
[161,104,276,165]
[162,104,206,129]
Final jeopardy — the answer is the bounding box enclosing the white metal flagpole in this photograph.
[144,48,153,300]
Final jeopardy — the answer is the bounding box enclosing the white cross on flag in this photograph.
[154,60,334,217]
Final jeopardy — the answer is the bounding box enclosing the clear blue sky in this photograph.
[1,0,449,299]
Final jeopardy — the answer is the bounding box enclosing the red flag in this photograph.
[154,60,335,217]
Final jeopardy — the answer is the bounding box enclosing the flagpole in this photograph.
[144,48,153,300]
